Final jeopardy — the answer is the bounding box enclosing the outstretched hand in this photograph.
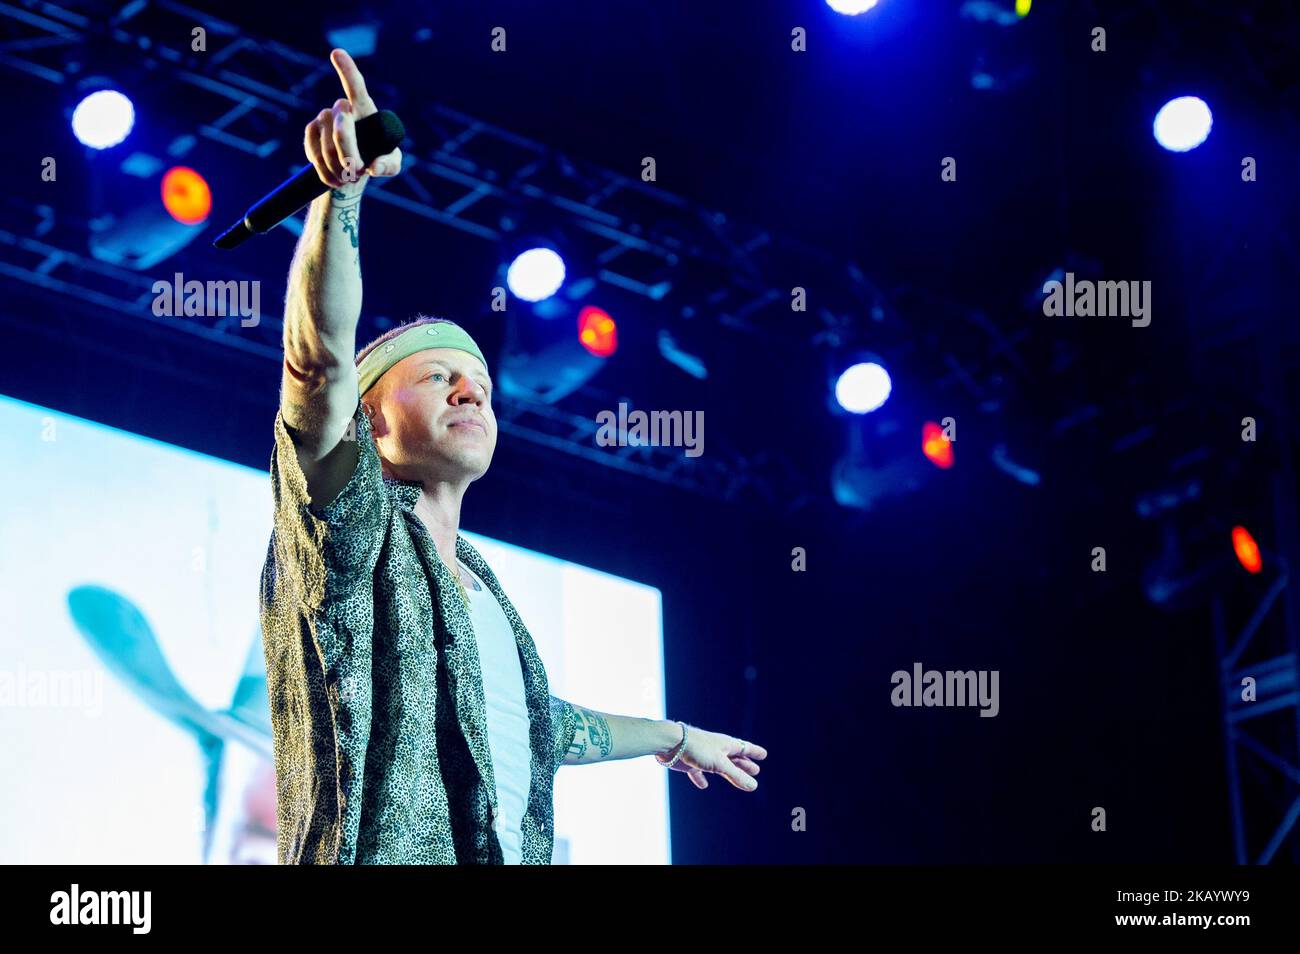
[660,724,767,792]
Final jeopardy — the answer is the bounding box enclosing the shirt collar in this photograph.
[383,474,476,567]
[382,473,423,512]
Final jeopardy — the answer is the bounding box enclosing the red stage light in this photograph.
[922,421,954,470]
[1231,525,1263,574]
[577,306,617,357]
[161,166,212,225]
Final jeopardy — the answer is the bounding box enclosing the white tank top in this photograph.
[458,560,532,865]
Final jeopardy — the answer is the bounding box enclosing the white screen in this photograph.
[0,395,669,864]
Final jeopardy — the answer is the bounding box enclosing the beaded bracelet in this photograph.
[655,720,689,768]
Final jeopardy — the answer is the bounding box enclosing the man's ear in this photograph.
[361,400,383,443]
[366,405,392,478]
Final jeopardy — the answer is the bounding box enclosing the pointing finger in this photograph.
[330,48,376,116]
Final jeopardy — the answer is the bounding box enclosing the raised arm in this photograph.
[280,48,402,511]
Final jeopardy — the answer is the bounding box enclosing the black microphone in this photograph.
[213,109,405,250]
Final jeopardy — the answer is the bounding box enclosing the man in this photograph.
[258,49,766,865]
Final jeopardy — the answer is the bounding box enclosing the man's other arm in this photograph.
[561,704,766,791]
[561,706,682,765]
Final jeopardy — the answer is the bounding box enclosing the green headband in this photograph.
[357,322,488,396]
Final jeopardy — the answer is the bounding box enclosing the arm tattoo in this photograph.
[330,189,361,250]
[573,708,613,760]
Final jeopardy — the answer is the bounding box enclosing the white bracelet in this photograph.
[655,720,688,768]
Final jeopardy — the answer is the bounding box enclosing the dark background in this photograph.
[5,0,1300,862]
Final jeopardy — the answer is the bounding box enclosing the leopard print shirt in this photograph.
[258,398,578,864]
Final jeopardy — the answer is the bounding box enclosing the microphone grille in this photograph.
[356,109,405,161]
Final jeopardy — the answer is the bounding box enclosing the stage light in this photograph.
[507,247,566,302]
[922,421,954,470]
[835,362,892,414]
[1016,0,1032,16]
[1153,96,1212,153]
[577,306,617,358]
[1231,525,1262,574]
[826,0,879,15]
[160,167,212,225]
[500,303,607,404]
[71,90,135,149]
[88,165,205,270]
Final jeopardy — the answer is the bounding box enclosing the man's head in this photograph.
[355,316,497,485]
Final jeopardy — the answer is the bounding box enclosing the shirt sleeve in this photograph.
[548,694,578,774]
[269,396,390,614]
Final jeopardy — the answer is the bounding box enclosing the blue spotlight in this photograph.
[71,90,135,150]
[506,247,566,302]
[835,362,892,414]
[827,0,880,13]
[1153,96,1212,153]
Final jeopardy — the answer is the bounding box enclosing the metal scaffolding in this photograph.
[0,0,918,510]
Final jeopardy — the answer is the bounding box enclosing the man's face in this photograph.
[366,347,497,483]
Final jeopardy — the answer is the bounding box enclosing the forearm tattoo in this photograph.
[330,189,361,263]
[571,708,613,761]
